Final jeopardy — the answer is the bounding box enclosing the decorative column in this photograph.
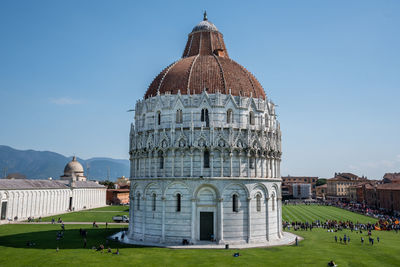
[247,196,252,243]
[218,198,224,244]
[149,152,157,177]
[265,197,270,241]
[261,155,264,178]
[210,151,214,177]
[128,195,135,237]
[277,197,282,238]
[153,152,157,177]
[247,151,250,178]
[144,157,147,177]
[191,198,197,243]
[171,149,175,177]
[181,151,184,177]
[255,156,258,178]
[229,151,233,177]
[220,151,223,177]
[271,158,275,178]
[190,150,193,177]
[142,196,146,240]
[238,151,242,177]
[163,151,166,177]
[278,159,281,178]
[200,149,204,177]
[161,196,166,243]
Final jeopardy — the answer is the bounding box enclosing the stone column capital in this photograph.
[218,198,224,202]
[161,196,166,201]
[247,197,252,201]
[191,198,197,202]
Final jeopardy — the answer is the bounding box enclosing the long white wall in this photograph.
[0,188,106,222]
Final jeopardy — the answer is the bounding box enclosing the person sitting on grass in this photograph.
[107,247,112,253]
[328,260,337,267]
[97,244,104,252]
[114,248,119,255]
[233,252,241,257]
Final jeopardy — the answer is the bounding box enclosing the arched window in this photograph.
[159,151,164,169]
[232,194,239,212]
[256,194,261,212]
[201,108,209,127]
[176,193,181,212]
[204,150,210,168]
[176,109,183,124]
[136,193,141,210]
[142,114,146,127]
[136,158,139,170]
[157,111,161,125]
[249,111,255,125]
[226,109,233,123]
[152,193,156,211]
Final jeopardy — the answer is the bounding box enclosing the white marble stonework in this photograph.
[127,92,283,245]
[127,16,283,245]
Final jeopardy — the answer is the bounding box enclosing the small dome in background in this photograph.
[64,156,84,174]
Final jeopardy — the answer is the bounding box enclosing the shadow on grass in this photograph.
[0,227,146,250]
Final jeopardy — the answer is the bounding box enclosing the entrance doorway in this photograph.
[200,212,214,241]
[1,202,7,220]
[69,197,73,210]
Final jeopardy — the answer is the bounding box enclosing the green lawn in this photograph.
[283,205,378,224]
[86,206,129,212]
[1,205,399,266]
[40,206,129,223]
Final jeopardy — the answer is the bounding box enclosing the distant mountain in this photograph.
[0,145,129,181]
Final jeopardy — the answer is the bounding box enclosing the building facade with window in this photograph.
[127,14,283,245]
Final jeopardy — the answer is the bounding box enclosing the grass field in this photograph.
[1,205,399,266]
[40,206,129,223]
[282,205,378,224]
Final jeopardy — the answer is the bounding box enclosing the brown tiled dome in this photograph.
[144,15,266,100]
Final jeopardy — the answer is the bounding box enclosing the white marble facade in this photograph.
[128,92,283,245]
[0,186,106,221]
[0,157,107,222]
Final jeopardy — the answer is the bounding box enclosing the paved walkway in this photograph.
[110,231,302,249]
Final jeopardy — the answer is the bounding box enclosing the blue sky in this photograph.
[0,0,399,179]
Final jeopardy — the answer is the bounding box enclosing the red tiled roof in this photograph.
[144,18,266,100]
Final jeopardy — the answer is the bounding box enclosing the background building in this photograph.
[128,14,283,245]
[316,184,327,200]
[106,189,130,205]
[326,173,368,201]
[0,157,106,222]
[292,184,311,199]
[281,176,318,198]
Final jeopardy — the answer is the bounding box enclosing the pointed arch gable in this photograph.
[197,92,213,109]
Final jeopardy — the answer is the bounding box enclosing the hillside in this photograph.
[0,145,129,181]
